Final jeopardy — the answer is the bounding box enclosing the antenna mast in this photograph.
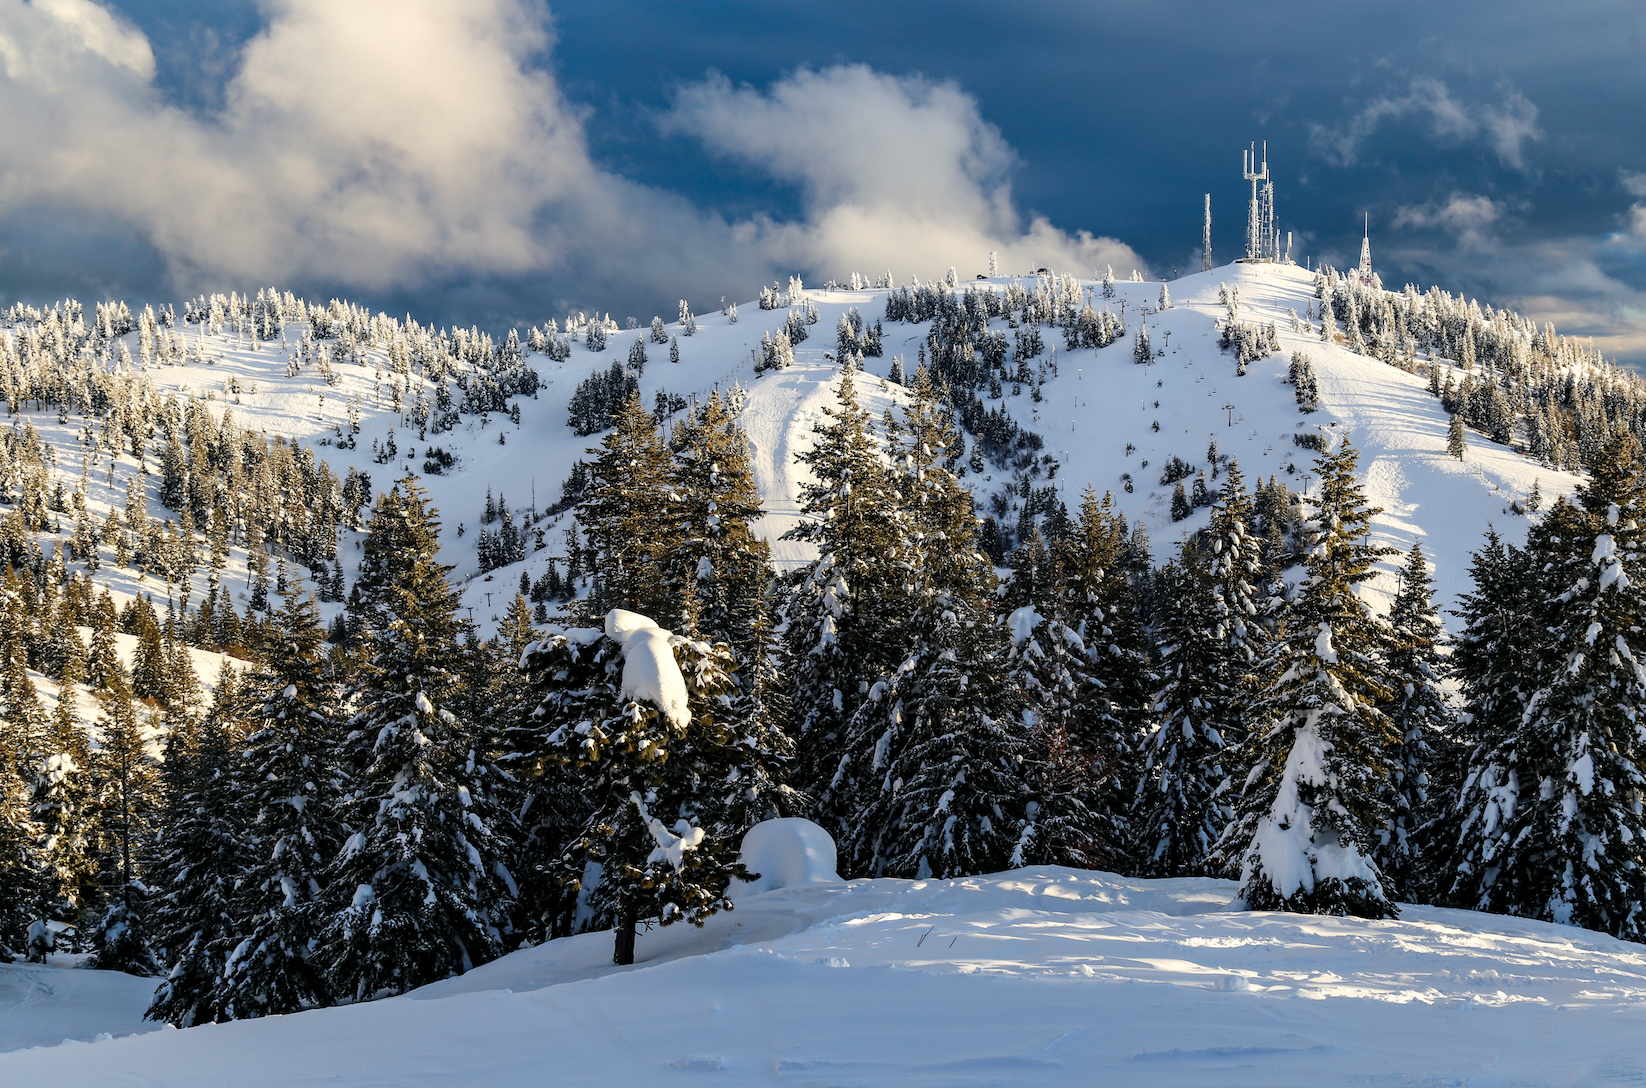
[1242,142,1276,261]
[1202,194,1213,271]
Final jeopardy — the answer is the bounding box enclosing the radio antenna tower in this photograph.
[1202,194,1213,271]
[1357,214,1373,281]
[1242,142,1276,261]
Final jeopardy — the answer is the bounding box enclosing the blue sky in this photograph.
[2,0,1643,363]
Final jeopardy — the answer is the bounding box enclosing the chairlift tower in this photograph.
[1242,142,1277,261]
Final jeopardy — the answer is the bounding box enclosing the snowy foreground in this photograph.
[6,865,1646,1085]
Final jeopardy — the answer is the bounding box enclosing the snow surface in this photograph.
[8,866,1646,1085]
[603,608,691,725]
[732,817,840,897]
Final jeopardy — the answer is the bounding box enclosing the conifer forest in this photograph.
[3,261,1646,1037]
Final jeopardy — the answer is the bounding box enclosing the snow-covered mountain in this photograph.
[0,259,1634,1085]
[2,260,1576,642]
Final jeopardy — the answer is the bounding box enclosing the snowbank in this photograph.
[733,818,840,897]
[15,866,1646,1086]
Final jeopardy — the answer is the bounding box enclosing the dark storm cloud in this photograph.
[3,0,1644,362]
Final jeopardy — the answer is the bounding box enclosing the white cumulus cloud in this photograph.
[0,2,1141,310]
[663,65,1143,281]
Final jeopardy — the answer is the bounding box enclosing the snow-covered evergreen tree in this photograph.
[1134,462,1264,877]
[1134,553,1231,877]
[215,595,346,1017]
[1050,487,1154,866]
[780,360,911,836]
[146,675,249,1026]
[576,391,679,624]
[666,391,774,671]
[1448,414,1467,459]
[1373,542,1453,901]
[88,691,162,974]
[1447,436,1646,939]
[1215,440,1400,918]
[1001,605,1112,870]
[30,646,96,951]
[322,479,512,1000]
[834,365,1038,878]
[522,609,759,964]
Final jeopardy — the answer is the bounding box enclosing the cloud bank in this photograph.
[0,0,1141,314]
[1309,77,1542,170]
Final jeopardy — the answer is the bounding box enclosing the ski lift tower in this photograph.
[1241,142,1276,262]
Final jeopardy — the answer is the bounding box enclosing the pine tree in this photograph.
[1448,413,1467,459]
[1215,440,1400,918]
[664,392,797,832]
[88,692,162,974]
[1447,435,1646,939]
[145,673,249,1026]
[1374,542,1453,901]
[31,647,97,949]
[1134,552,1232,877]
[1134,464,1262,878]
[1171,480,1190,521]
[322,479,511,1000]
[576,392,679,624]
[215,595,346,1017]
[1001,604,1112,869]
[1050,488,1154,866]
[780,361,911,836]
[834,366,1038,878]
[0,625,44,959]
[666,391,776,672]
[522,609,756,964]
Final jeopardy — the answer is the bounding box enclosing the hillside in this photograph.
[0,262,1580,635]
[1,258,1641,1083]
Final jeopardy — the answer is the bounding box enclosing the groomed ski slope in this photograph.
[6,864,1646,1086]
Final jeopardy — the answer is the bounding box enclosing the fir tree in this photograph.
[31,647,97,949]
[1374,542,1453,901]
[522,609,756,964]
[1215,440,1400,918]
[1134,464,1262,878]
[834,366,1037,878]
[1133,552,1232,877]
[216,596,346,1018]
[1050,488,1154,866]
[1447,436,1646,939]
[780,361,911,836]
[88,692,162,974]
[145,673,249,1026]
[0,637,44,959]
[322,479,512,1000]
[576,392,679,624]
[1448,414,1467,459]
[666,392,775,663]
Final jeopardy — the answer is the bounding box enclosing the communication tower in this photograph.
[1242,142,1277,262]
[1356,215,1374,283]
[1202,194,1213,271]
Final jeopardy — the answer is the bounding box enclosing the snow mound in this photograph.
[604,609,690,725]
[735,818,841,897]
